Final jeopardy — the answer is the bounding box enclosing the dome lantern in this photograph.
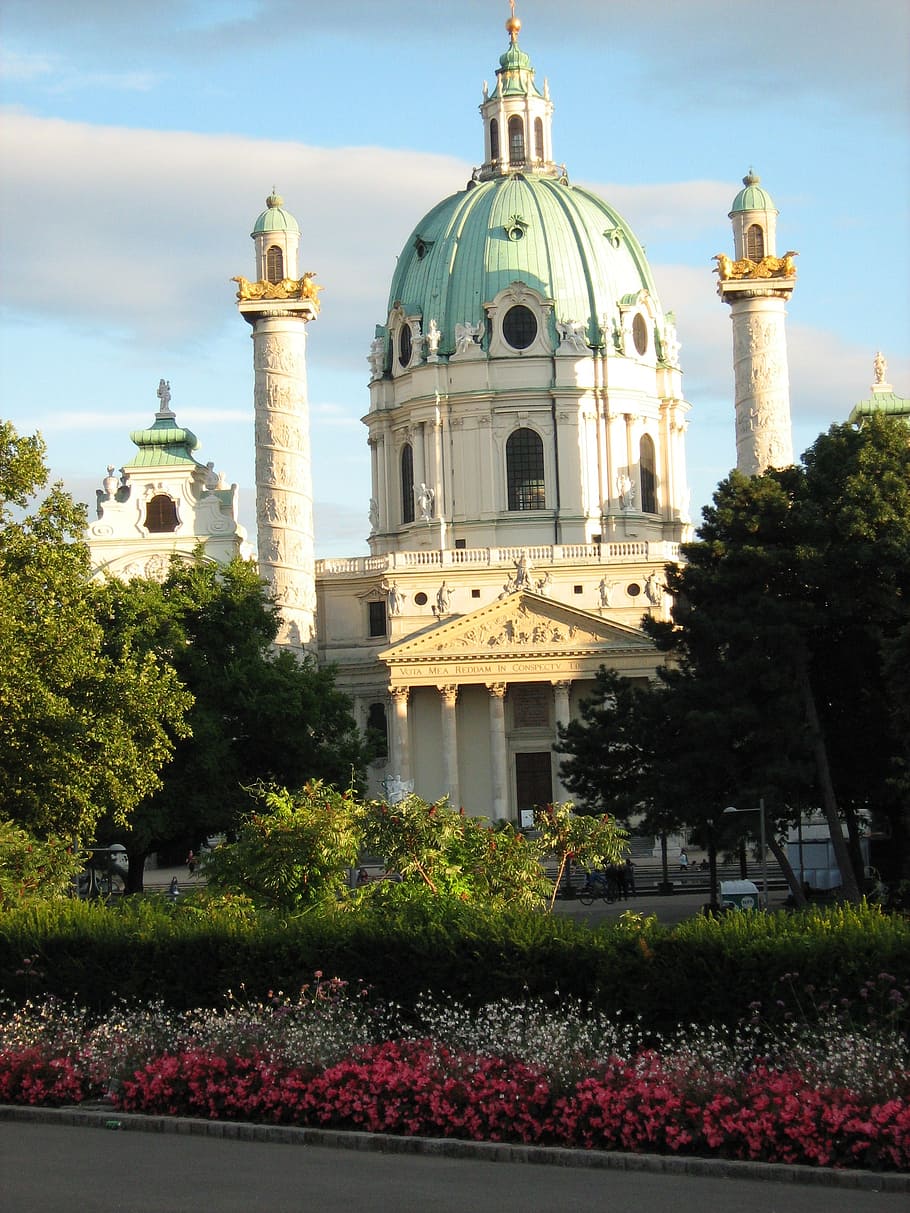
[251,188,301,285]
[478,8,557,182]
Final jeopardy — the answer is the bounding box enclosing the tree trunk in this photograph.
[125,850,148,895]
[768,833,806,906]
[795,651,862,902]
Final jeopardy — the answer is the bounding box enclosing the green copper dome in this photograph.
[385,173,661,353]
[730,170,776,214]
[252,191,300,236]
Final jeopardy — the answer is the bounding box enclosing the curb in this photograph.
[2,1104,907,1193]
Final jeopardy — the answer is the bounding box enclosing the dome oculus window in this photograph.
[502,304,537,350]
[632,313,649,356]
[398,323,413,368]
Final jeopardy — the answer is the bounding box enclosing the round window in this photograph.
[398,324,412,367]
[414,592,428,606]
[632,313,648,356]
[627,583,641,597]
[502,304,538,350]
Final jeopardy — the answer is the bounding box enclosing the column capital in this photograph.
[486,682,508,699]
[437,683,459,706]
[389,685,410,704]
[551,679,573,692]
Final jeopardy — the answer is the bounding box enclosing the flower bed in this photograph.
[1,979,908,1171]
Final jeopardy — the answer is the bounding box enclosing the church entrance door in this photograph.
[514,751,553,816]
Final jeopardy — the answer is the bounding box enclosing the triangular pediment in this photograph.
[380,591,651,665]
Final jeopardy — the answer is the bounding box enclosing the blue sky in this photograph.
[2,0,908,555]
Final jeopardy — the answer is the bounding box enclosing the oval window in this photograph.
[632,313,648,356]
[398,324,412,367]
[503,305,537,350]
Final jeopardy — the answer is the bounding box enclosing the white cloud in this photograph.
[0,48,56,82]
[0,111,466,358]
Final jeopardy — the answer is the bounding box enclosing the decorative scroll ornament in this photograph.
[232,272,323,309]
[713,252,798,281]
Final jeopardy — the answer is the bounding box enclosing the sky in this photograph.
[2,0,908,557]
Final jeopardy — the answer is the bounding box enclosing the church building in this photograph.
[87,12,801,821]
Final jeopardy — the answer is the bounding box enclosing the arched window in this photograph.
[490,118,500,161]
[639,435,657,514]
[145,493,179,533]
[508,115,525,165]
[266,245,284,283]
[401,443,415,524]
[534,117,544,161]
[507,428,545,511]
[746,224,764,261]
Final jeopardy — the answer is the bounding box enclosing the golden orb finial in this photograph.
[506,0,520,42]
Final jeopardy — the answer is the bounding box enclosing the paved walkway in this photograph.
[1,1111,906,1213]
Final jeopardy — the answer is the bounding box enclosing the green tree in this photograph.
[0,819,83,907]
[358,795,549,909]
[200,781,361,913]
[532,801,629,910]
[95,554,369,890]
[0,422,189,847]
[557,417,910,899]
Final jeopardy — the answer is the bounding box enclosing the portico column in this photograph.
[389,686,411,782]
[552,680,572,802]
[438,684,460,808]
[487,683,508,821]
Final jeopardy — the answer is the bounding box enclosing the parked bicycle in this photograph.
[577,869,622,905]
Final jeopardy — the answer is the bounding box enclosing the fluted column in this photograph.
[438,684,460,808]
[389,687,411,783]
[487,683,509,820]
[552,680,572,803]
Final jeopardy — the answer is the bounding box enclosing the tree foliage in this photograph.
[557,416,910,896]
[0,819,84,908]
[358,795,550,909]
[94,554,369,888]
[200,782,362,913]
[532,802,629,909]
[0,422,190,845]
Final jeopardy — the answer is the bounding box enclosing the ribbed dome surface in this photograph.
[386,174,660,352]
[730,172,776,214]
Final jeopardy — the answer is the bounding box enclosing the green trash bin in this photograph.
[719,879,760,911]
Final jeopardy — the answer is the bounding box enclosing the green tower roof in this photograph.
[730,170,776,214]
[127,413,200,467]
[252,190,300,236]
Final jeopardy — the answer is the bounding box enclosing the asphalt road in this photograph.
[1,1120,905,1213]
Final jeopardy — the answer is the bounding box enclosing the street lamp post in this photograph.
[724,799,768,909]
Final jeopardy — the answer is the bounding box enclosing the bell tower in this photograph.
[235,191,322,650]
[715,171,798,476]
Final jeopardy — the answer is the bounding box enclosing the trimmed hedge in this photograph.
[0,898,907,1032]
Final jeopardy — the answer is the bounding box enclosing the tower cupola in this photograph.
[251,190,301,284]
[729,170,778,263]
[478,7,557,181]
